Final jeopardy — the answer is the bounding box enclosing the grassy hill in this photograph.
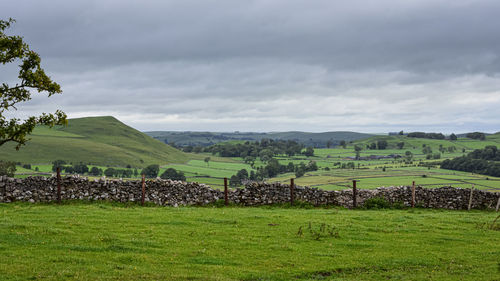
[0,116,188,167]
[145,131,374,147]
[350,132,500,152]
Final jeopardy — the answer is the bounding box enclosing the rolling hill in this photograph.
[350,132,500,152]
[0,116,188,167]
[145,131,374,148]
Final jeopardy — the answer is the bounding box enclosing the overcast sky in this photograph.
[1,0,499,133]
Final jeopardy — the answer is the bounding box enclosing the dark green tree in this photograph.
[236,169,249,180]
[104,168,115,177]
[244,156,256,167]
[72,163,89,174]
[51,160,66,172]
[326,140,333,148]
[204,157,211,167]
[339,140,346,148]
[377,140,388,150]
[0,19,66,149]
[449,133,457,141]
[141,164,159,178]
[229,175,240,187]
[160,168,186,181]
[89,166,103,176]
[303,147,314,157]
[295,167,305,178]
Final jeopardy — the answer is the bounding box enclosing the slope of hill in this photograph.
[145,131,374,147]
[0,116,188,167]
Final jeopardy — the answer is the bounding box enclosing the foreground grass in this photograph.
[0,203,499,280]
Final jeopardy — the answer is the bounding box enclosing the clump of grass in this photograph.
[361,197,409,210]
[297,222,339,240]
[489,214,500,231]
[362,197,392,209]
[205,199,240,208]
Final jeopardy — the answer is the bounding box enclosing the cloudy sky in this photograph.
[2,0,499,133]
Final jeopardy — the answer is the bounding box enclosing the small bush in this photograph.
[392,201,407,209]
[362,197,392,209]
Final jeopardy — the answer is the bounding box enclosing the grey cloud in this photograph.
[5,0,500,74]
[1,0,499,133]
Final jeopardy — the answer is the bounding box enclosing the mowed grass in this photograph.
[0,203,499,281]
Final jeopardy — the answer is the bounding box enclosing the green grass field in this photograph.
[0,203,498,280]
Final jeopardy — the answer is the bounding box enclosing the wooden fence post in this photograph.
[352,180,357,208]
[468,185,474,211]
[141,174,145,206]
[290,178,294,206]
[56,167,61,203]
[224,177,228,206]
[496,197,500,212]
[411,181,416,208]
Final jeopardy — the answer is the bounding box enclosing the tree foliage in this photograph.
[0,160,16,177]
[1,19,66,149]
[441,146,500,177]
[51,160,66,172]
[141,164,159,178]
[376,140,388,150]
[465,132,486,140]
[160,168,186,181]
[204,139,304,158]
[303,147,314,157]
[407,132,445,140]
[89,166,103,176]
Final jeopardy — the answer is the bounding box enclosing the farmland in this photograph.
[2,116,499,192]
[156,133,500,191]
[0,202,498,280]
[8,131,500,192]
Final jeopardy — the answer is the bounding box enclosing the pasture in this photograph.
[11,133,500,192]
[0,203,498,280]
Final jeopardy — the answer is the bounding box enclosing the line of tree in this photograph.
[229,160,318,186]
[184,139,309,159]
[465,132,486,140]
[407,132,446,140]
[51,160,139,178]
[365,140,389,150]
[140,165,186,181]
[441,146,500,177]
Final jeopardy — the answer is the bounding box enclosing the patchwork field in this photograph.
[8,130,500,192]
[0,203,498,280]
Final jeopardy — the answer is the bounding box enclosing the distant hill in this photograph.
[350,132,500,151]
[145,131,374,148]
[0,116,188,167]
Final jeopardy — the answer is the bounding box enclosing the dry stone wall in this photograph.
[0,176,498,210]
